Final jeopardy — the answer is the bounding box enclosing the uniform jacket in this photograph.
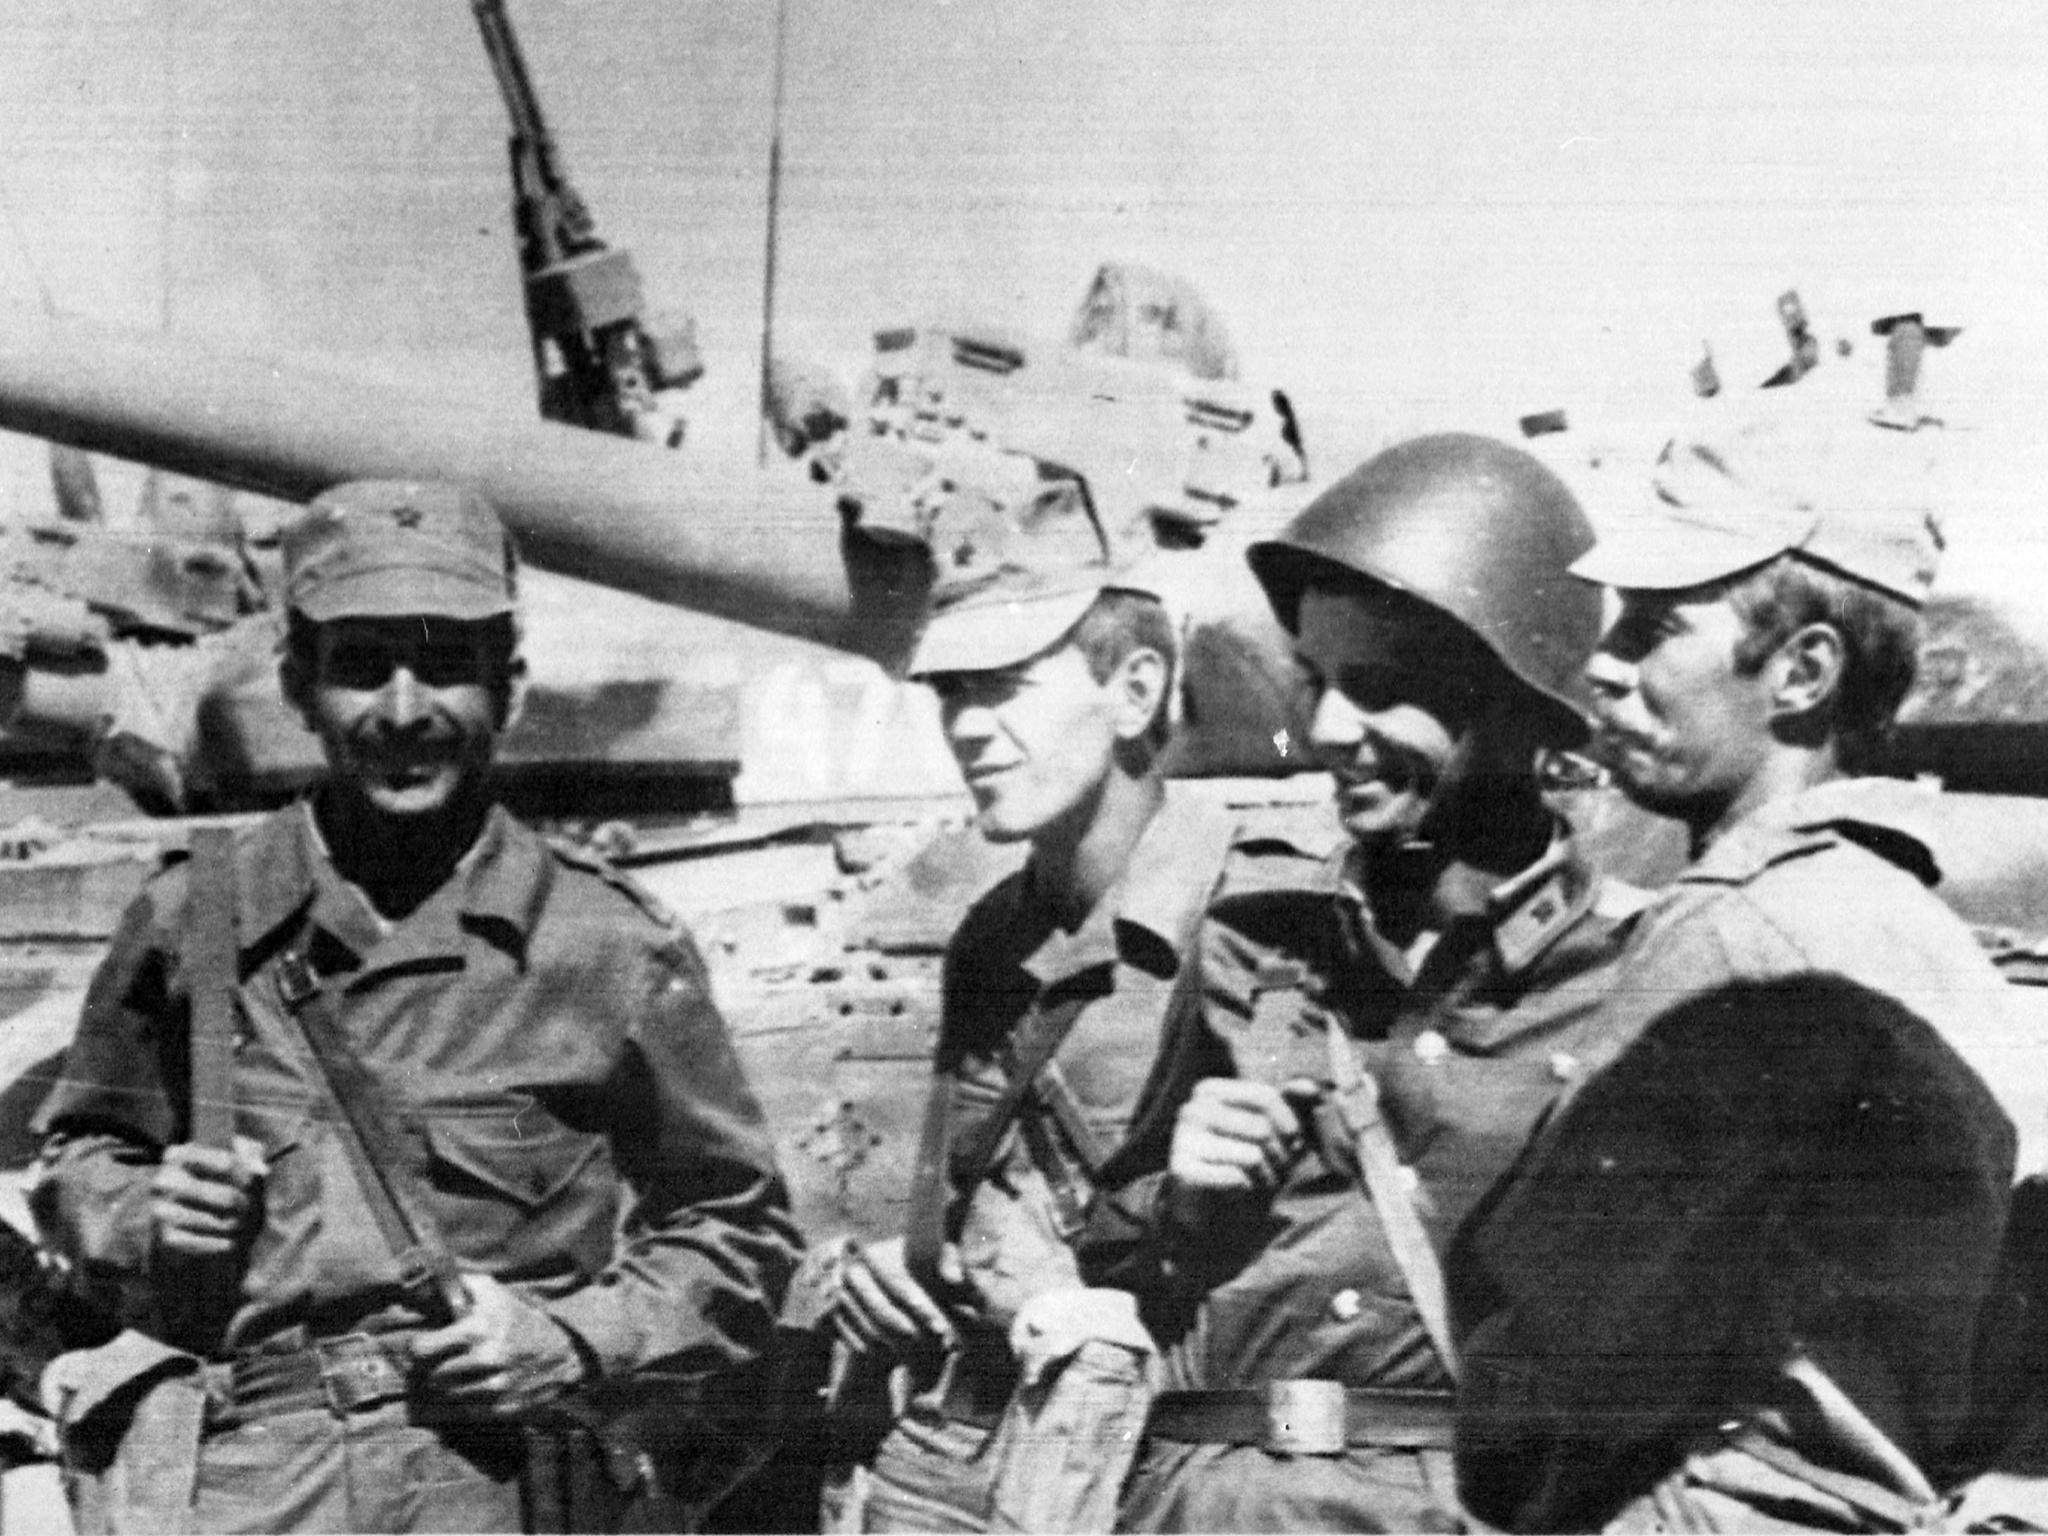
[1452,778,2021,1532]
[911,785,1333,1400]
[1147,826,1648,1395]
[32,801,800,1383]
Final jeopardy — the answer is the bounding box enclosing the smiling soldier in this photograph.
[1116,435,1652,1534]
[30,480,798,1534]
[822,553,1336,1533]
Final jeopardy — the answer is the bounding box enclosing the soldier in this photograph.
[1117,434,1648,1532]
[30,481,800,1534]
[822,555,1333,1532]
[1451,408,2023,1532]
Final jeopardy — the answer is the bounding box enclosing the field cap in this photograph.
[283,480,519,622]
[907,554,1165,679]
[1570,405,1944,607]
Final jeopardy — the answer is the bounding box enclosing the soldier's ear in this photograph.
[496,654,529,733]
[1770,621,1846,721]
[278,647,317,733]
[1110,645,1169,743]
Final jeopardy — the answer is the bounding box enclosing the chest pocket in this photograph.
[420,1103,612,1276]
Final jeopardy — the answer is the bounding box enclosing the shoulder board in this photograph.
[1680,822,1835,889]
[545,837,682,931]
[1226,801,1349,859]
[1591,876,1656,923]
[1213,805,1347,889]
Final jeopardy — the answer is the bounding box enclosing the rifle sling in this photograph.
[903,991,1090,1297]
[272,952,467,1318]
[1325,1022,1461,1381]
[904,813,1235,1297]
[185,828,239,1153]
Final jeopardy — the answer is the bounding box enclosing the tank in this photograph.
[2,292,2047,1185]
[0,301,1333,1320]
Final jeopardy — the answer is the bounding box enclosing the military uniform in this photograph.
[850,785,1332,1533]
[33,474,800,1536]
[1118,830,1646,1534]
[1453,780,2019,1532]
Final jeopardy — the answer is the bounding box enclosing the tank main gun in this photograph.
[470,0,701,448]
[0,309,910,657]
[0,306,1303,778]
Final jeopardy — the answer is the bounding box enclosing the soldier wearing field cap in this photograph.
[1451,408,2029,1532]
[32,480,798,1533]
[823,550,1338,1531]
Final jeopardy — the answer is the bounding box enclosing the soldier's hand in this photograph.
[830,1235,956,1359]
[409,1274,588,1418]
[1169,1078,1308,1200]
[149,1135,267,1259]
[957,1168,1082,1333]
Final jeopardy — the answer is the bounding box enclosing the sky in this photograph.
[4,1,2044,464]
[0,1,2045,795]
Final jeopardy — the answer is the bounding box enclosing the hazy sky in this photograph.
[2,1,2043,800]
[4,0,2044,480]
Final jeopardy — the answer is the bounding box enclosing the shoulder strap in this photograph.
[184,827,239,1152]
[904,811,1238,1293]
[1325,1024,1462,1381]
[903,990,1092,1295]
[272,953,469,1322]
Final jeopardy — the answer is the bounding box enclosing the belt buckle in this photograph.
[318,1339,407,1415]
[1263,1379,1347,1456]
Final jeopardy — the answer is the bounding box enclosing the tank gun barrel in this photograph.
[0,308,924,664]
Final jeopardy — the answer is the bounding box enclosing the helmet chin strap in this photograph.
[1398,694,1553,886]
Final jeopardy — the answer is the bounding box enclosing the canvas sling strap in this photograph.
[270,949,473,1324]
[1324,1019,1461,1381]
[905,813,1235,1299]
[160,824,248,1355]
[903,991,1093,1299]
[184,827,239,1153]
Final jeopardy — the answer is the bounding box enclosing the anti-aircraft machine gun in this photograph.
[470,0,701,447]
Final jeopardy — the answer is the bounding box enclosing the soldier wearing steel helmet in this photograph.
[29,481,798,1533]
[1115,433,1651,1532]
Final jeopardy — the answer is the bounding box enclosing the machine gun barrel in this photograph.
[470,0,596,262]
[0,308,915,662]
[472,0,546,145]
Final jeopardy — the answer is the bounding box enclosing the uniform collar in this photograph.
[1483,830,1601,976]
[1342,822,1600,982]
[1019,784,1233,989]
[1686,777,1943,890]
[237,800,551,967]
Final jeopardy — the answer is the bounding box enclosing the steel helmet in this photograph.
[1247,432,1601,744]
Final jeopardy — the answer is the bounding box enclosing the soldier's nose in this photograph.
[1583,651,1637,701]
[377,664,430,727]
[1306,686,1367,751]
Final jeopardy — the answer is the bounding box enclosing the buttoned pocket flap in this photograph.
[422,1113,603,1211]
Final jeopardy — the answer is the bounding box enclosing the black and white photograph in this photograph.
[0,3,2042,1532]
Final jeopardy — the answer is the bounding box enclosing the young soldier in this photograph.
[1118,434,1649,1533]
[1452,408,2024,1532]
[824,556,1332,1532]
[31,481,799,1533]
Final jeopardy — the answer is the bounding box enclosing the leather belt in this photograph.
[211,1332,418,1427]
[1145,1382,1456,1454]
[936,1367,1014,1431]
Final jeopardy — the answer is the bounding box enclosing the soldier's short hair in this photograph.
[1723,553,1921,772]
[1067,588,1179,752]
